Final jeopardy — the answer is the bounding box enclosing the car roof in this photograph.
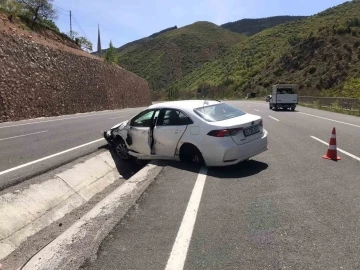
[149,100,221,113]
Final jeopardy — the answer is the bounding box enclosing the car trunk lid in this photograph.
[212,114,263,145]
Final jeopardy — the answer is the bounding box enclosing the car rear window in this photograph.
[194,103,246,122]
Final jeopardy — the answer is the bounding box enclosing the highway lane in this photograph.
[229,101,360,157]
[85,100,360,270]
[0,108,145,190]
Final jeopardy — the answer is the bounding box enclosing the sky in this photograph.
[53,0,349,51]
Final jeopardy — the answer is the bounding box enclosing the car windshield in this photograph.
[194,103,246,122]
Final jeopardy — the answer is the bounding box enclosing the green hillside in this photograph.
[116,22,246,91]
[172,0,360,99]
[221,16,308,36]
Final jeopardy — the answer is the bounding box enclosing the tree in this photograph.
[18,0,57,25]
[67,31,93,53]
[76,37,92,53]
[103,41,118,63]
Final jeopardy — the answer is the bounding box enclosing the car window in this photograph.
[131,110,156,127]
[157,109,192,126]
[194,103,246,122]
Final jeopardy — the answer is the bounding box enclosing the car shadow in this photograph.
[98,146,268,180]
[207,160,268,179]
[98,145,146,180]
[162,159,269,179]
[272,109,298,113]
[165,160,205,174]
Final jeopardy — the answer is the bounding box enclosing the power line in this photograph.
[54,9,69,16]
[72,15,89,39]
[52,3,69,12]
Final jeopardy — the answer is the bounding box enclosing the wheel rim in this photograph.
[192,154,201,164]
[116,142,129,159]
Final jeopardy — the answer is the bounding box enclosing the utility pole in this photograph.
[97,24,102,57]
[70,10,72,38]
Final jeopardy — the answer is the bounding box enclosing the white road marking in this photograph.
[254,109,260,112]
[109,115,130,120]
[311,136,360,162]
[0,110,142,129]
[269,116,280,122]
[0,138,105,176]
[165,166,208,270]
[0,130,48,141]
[299,112,360,128]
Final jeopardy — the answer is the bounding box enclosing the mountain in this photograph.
[93,26,178,56]
[172,0,360,98]
[221,16,308,36]
[116,22,245,91]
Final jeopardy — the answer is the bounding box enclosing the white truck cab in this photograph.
[269,84,298,111]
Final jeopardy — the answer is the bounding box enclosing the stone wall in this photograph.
[0,31,151,123]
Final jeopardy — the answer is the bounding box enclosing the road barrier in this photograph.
[299,96,360,114]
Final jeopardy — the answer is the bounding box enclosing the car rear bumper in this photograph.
[203,130,268,166]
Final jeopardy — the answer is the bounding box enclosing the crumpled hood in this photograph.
[111,120,129,130]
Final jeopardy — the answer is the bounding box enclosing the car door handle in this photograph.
[174,129,181,134]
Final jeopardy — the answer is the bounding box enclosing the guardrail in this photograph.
[299,96,360,115]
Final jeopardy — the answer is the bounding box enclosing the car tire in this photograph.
[180,144,204,165]
[291,106,295,111]
[114,138,132,161]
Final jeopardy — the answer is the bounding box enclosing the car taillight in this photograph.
[259,120,263,126]
[207,128,243,137]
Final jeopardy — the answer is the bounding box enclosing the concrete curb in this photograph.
[20,161,164,270]
[0,151,122,260]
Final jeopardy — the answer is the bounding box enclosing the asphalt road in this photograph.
[84,101,360,270]
[0,107,145,190]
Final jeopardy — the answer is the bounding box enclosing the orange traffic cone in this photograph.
[323,128,341,161]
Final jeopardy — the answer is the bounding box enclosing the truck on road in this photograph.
[269,84,298,111]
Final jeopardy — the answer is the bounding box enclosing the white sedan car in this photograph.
[103,100,268,166]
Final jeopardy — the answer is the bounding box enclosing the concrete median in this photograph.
[0,151,124,261]
[20,161,163,270]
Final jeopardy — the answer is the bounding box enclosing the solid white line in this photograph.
[109,115,130,120]
[0,138,105,176]
[311,136,360,162]
[269,116,280,122]
[0,130,48,141]
[254,109,260,112]
[299,112,360,128]
[0,110,142,129]
[165,166,208,270]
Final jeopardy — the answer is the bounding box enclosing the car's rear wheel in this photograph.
[115,138,130,160]
[180,144,204,165]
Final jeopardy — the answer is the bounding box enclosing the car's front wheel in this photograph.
[115,139,131,160]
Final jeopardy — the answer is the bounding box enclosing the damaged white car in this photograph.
[103,100,268,166]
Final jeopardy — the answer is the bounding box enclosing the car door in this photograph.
[129,109,159,155]
[153,109,192,157]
